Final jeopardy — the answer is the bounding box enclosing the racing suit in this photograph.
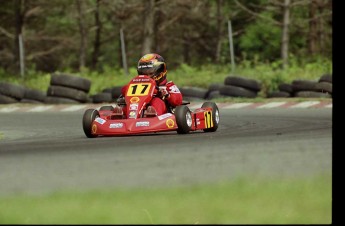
[120,78,183,116]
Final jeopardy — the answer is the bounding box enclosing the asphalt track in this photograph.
[0,107,332,196]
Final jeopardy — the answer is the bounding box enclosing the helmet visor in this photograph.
[138,64,155,76]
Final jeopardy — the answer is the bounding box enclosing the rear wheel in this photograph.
[201,102,219,132]
[175,105,193,134]
[82,109,100,138]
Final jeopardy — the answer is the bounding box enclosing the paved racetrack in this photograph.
[0,108,332,195]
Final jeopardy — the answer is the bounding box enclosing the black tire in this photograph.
[111,86,123,99]
[206,90,227,100]
[315,82,332,94]
[278,83,293,93]
[91,92,113,103]
[208,83,223,92]
[82,109,100,138]
[175,105,193,134]
[20,98,44,104]
[102,86,123,100]
[294,91,331,98]
[201,102,219,132]
[219,85,257,98]
[0,82,26,100]
[47,85,88,103]
[291,80,318,93]
[0,93,18,104]
[24,88,46,102]
[99,105,114,111]
[179,87,208,99]
[51,73,91,92]
[224,76,261,92]
[318,74,332,83]
[266,91,291,98]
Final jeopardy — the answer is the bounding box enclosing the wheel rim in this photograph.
[186,112,192,127]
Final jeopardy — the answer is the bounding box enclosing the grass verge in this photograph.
[0,175,331,224]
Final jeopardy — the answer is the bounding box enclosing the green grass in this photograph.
[0,175,332,224]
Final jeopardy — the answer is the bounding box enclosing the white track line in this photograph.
[223,103,253,109]
[289,101,320,108]
[61,105,86,112]
[27,106,54,112]
[257,102,287,109]
[0,106,20,113]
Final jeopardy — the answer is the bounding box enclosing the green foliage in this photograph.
[239,11,281,61]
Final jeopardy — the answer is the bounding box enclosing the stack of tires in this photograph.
[218,76,262,98]
[0,82,26,104]
[267,73,332,98]
[45,73,92,104]
[179,86,209,101]
[0,82,47,104]
[21,88,46,103]
[205,83,226,100]
[267,83,293,98]
[91,86,123,103]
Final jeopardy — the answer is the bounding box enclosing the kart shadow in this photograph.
[92,130,205,138]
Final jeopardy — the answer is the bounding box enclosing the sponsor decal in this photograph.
[204,111,213,128]
[166,119,175,128]
[136,121,150,127]
[129,103,138,110]
[95,117,106,125]
[169,85,180,93]
[129,111,137,118]
[92,124,97,134]
[130,96,140,103]
[109,123,123,129]
[132,78,150,82]
[138,65,153,69]
[158,113,173,120]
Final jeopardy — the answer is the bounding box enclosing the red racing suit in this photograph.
[120,78,183,116]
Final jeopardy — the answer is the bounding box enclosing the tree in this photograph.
[141,0,155,55]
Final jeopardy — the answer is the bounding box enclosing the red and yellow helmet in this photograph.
[137,53,167,83]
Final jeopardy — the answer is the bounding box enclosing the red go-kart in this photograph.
[82,75,220,137]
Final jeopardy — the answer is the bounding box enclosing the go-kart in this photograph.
[82,75,219,137]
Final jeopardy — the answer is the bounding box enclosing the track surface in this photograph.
[0,108,332,195]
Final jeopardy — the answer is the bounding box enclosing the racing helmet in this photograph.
[137,53,167,83]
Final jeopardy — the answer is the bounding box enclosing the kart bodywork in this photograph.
[82,75,219,137]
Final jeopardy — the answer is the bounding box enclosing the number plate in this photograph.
[126,83,152,96]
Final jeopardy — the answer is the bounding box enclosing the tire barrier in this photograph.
[266,74,332,98]
[90,92,113,103]
[50,73,91,93]
[0,73,332,104]
[45,73,92,104]
[21,88,46,103]
[179,86,209,101]
[219,76,262,98]
[0,82,26,103]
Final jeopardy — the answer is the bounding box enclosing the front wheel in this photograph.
[175,105,193,134]
[201,102,220,132]
[82,109,100,138]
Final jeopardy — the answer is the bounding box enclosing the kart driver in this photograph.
[115,53,183,117]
